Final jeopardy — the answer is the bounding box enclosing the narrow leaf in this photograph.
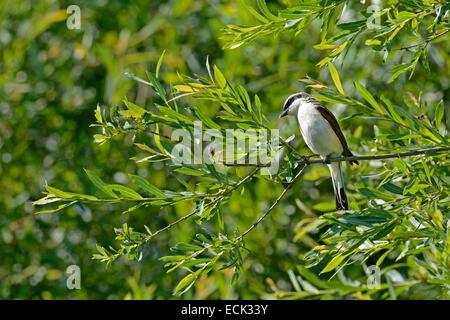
[34,200,78,215]
[328,62,345,95]
[84,169,117,198]
[214,65,227,89]
[174,272,198,295]
[354,82,385,115]
[130,175,166,197]
[109,184,143,200]
[156,50,165,78]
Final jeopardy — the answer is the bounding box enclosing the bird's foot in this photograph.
[322,155,331,165]
[300,155,311,164]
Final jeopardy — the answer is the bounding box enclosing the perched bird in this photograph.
[280,92,358,210]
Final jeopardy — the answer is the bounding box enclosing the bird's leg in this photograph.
[298,154,320,164]
[322,155,331,165]
[300,155,311,164]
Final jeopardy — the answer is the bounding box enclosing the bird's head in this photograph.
[279,92,317,118]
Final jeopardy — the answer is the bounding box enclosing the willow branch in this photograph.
[145,166,260,241]
[233,145,450,240]
[224,146,450,167]
[302,146,450,164]
[395,28,450,51]
[236,165,307,240]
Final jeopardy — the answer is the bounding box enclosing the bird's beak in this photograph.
[279,109,288,118]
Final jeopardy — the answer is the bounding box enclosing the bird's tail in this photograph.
[327,162,348,210]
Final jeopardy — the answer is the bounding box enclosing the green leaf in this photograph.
[296,266,332,289]
[320,253,349,274]
[313,201,335,212]
[420,158,432,184]
[287,269,301,292]
[381,182,403,195]
[254,94,263,123]
[354,82,385,115]
[174,272,198,295]
[94,104,103,123]
[358,187,394,201]
[380,95,403,124]
[123,98,147,118]
[396,11,416,20]
[434,101,444,129]
[153,123,166,154]
[314,43,338,50]
[216,208,224,232]
[376,248,393,266]
[191,107,221,129]
[257,0,280,21]
[236,84,252,112]
[327,62,345,95]
[371,223,396,241]
[45,185,97,201]
[129,175,166,198]
[34,200,78,215]
[173,84,196,93]
[156,50,165,78]
[84,169,118,198]
[310,91,350,105]
[170,242,203,254]
[388,63,411,83]
[45,185,76,199]
[134,143,159,155]
[174,167,205,177]
[147,71,167,103]
[93,134,108,144]
[214,65,227,89]
[337,20,366,31]
[386,274,397,300]
[109,184,143,200]
[365,39,382,46]
[392,158,409,175]
[241,0,269,23]
[33,195,63,206]
[157,105,193,124]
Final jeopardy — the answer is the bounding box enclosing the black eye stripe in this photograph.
[284,93,303,110]
[284,97,294,110]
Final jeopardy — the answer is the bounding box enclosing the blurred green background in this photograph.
[1,0,449,299]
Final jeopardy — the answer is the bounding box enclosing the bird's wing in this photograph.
[316,106,351,153]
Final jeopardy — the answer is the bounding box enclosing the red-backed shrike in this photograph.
[280,92,358,210]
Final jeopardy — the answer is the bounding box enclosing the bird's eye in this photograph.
[284,97,294,110]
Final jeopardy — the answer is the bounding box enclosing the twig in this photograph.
[302,146,450,164]
[236,165,308,240]
[280,137,303,158]
[145,166,260,240]
[143,145,449,241]
[234,145,450,240]
[221,146,450,167]
[394,28,450,51]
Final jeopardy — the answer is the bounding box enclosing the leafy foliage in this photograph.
[3,0,450,299]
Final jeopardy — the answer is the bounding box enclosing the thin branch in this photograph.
[233,145,450,240]
[145,166,260,240]
[280,137,303,158]
[236,165,308,240]
[303,146,450,164]
[394,28,450,51]
[222,146,450,167]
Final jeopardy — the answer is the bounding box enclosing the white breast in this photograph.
[296,103,343,158]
